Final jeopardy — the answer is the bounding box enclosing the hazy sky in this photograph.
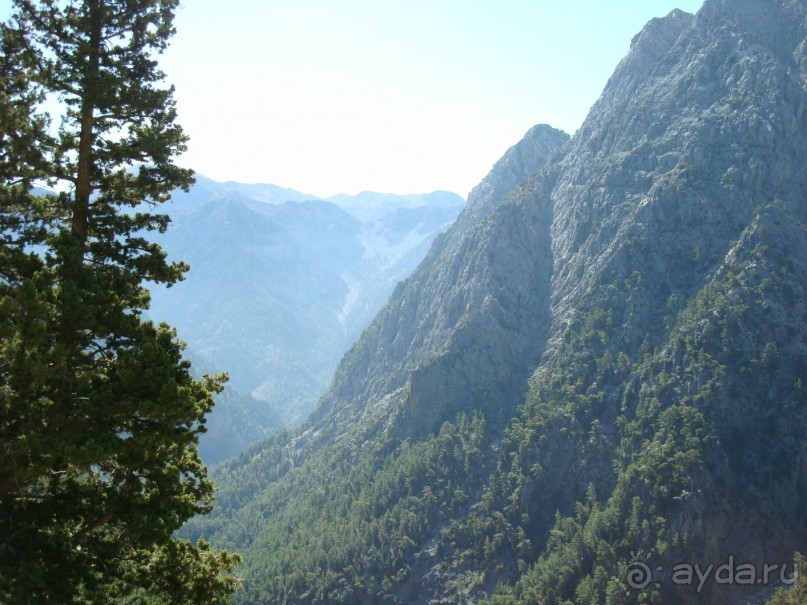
[4,0,706,198]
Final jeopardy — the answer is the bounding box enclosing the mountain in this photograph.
[184,0,807,602]
[148,179,464,463]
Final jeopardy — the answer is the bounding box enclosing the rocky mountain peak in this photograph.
[461,124,569,227]
[306,124,568,442]
[626,8,694,69]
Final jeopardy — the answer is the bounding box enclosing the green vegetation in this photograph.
[3,1,798,603]
[765,554,806,605]
[475,211,807,603]
[0,1,239,602]
[191,413,490,603]
[194,197,806,604]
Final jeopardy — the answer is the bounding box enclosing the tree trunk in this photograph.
[72,99,93,243]
[72,0,101,244]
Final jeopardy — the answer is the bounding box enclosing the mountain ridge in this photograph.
[309,124,569,444]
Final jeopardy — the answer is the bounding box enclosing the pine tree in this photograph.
[0,1,240,602]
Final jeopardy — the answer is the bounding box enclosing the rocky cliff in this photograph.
[187,1,807,602]
[310,124,569,441]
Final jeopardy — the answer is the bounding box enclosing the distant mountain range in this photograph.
[147,176,464,462]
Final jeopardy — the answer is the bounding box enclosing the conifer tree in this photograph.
[0,1,240,602]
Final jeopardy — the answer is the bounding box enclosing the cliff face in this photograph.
[310,124,569,442]
[549,0,807,346]
[190,1,807,603]
[479,1,807,600]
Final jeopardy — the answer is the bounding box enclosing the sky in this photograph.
[3,0,706,198]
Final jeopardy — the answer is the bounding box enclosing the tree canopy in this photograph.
[0,1,240,602]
